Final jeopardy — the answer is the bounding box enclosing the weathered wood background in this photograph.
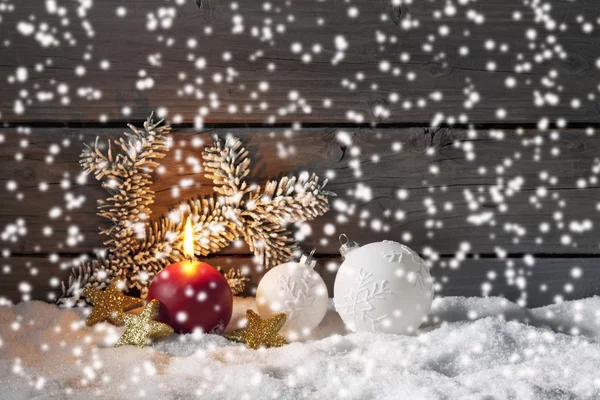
[1,0,599,306]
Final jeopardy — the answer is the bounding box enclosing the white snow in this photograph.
[1,296,600,399]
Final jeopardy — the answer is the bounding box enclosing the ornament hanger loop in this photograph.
[338,234,360,259]
[339,234,349,245]
[300,248,318,269]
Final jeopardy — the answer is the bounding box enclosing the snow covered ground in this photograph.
[1,296,600,399]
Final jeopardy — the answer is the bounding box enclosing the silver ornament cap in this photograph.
[299,248,317,269]
[339,234,360,259]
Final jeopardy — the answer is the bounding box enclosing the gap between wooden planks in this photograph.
[1,127,599,255]
[1,0,599,124]
[2,254,598,308]
[1,126,600,305]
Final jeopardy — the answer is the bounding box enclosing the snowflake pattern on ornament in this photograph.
[417,265,434,292]
[381,250,402,263]
[381,243,433,291]
[335,269,392,331]
[406,266,434,292]
[277,273,318,326]
[382,240,421,261]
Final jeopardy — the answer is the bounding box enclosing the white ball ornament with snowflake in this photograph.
[256,250,329,340]
[334,235,434,334]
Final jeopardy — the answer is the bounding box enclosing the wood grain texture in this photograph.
[2,255,597,308]
[1,0,599,123]
[2,126,600,259]
[2,0,600,306]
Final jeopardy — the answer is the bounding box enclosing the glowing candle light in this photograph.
[146,216,233,334]
[183,217,194,258]
[182,217,196,275]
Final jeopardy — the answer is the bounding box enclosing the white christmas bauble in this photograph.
[256,251,329,340]
[334,237,434,334]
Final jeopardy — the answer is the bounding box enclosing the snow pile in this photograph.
[1,296,600,399]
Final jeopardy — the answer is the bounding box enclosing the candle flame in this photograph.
[183,216,194,259]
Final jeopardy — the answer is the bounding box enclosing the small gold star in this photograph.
[83,280,143,326]
[225,310,288,349]
[114,300,174,348]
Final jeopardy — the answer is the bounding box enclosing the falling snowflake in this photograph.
[335,269,391,331]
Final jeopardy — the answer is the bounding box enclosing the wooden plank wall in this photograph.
[1,0,600,306]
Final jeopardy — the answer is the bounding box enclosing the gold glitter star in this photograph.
[225,310,288,349]
[114,300,174,348]
[83,280,143,326]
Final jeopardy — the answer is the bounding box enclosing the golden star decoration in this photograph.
[114,300,174,348]
[225,310,288,349]
[83,280,144,326]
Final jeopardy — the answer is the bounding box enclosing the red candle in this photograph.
[147,217,233,334]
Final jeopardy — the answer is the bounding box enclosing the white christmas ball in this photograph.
[334,238,434,334]
[256,254,329,340]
